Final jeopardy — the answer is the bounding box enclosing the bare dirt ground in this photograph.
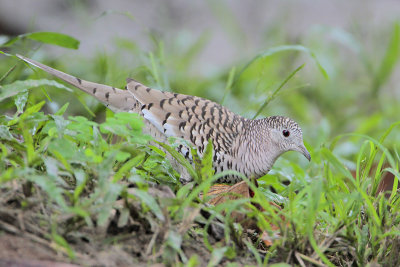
[0,184,259,266]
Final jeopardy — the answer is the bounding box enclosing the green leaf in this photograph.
[0,50,11,56]
[244,240,261,265]
[26,32,80,49]
[28,174,67,209]
[115,151,131,162]
[52,232,75,259]
[0,125,14,141]
[156,141,197,181]
[166,230,182,251]
[54,103,69,116]
[207,247,228,267]
[1,36,19,47]
[72,169,87,201]
[113,112,144,131]
[97,183,124,226]
[117,207,130,227]
[100,112,147,143]
[51,115,70,137]
[3,32,79,49]
[0,79,72,102]
[48,138,76,161]
[129,188,165,221]
[200,140,214,181]
[186,255,200,267]
[321,147,354,181]
[191,146,202,182]
[67,116,98,143]
[113,153,146,181]
[14,90,29,113]
[148,145,166,157]
[22,101,46,118]
[84,148,103,163]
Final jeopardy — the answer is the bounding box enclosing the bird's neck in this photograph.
[237,120,281,178]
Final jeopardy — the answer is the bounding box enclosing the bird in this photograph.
[16,54,311,184]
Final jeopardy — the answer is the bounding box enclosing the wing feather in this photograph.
[126,78,245,159]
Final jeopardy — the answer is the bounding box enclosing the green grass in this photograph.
[0,16,400,266]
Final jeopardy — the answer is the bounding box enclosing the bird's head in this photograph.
[265,116,311,161]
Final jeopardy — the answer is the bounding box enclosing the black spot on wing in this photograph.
[201,104,208,119]
[178,121,186,131]
[162,112,171,126]
[105,92,110,100]
[223,117,229,129]
[76,78,82,84]
[160,99,167,109]
[181,96,192,105]
[189,123,196,143]
[93,88,97,94]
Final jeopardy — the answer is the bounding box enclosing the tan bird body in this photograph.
[17,54,310,184]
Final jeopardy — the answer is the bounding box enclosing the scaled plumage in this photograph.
[17,54,310,183]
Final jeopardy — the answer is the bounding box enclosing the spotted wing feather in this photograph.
[126,79,244,164]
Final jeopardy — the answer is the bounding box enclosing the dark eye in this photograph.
[282,130,290,137]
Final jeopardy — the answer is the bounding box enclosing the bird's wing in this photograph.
[126,78,243,157]
[16,54,139,113]
[17,55,243,162]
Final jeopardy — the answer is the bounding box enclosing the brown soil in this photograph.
[0,184,231,267]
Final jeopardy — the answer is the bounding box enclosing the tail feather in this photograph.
[16,54,139,113]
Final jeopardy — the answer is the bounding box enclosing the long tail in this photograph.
[16,54,140,113]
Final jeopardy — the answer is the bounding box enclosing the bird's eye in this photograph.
[282,130,290,137]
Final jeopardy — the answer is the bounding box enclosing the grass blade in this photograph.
[220,66,236,105]
[252,64,305,119]
[372,22,400,95]
[3,32,79,49]
[235,45,328,84]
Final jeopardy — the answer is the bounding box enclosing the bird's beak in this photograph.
[296,144,311,161]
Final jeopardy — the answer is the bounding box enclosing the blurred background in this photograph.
[1,0,400,169]
[2,1,400,72]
